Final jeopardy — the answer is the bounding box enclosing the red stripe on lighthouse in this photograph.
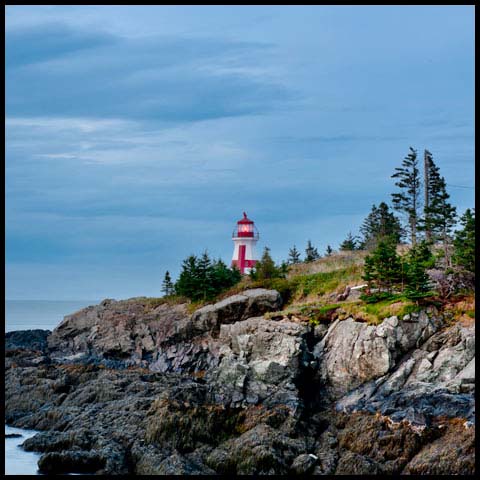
[238,245,246,274]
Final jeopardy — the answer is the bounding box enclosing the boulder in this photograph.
[315,310,444,397]
[336,323,475,426]
[47,299,189,363]
[5,329,51,352]
[38,450,106,474]
[210,317,311,409]
[189,289,282,337]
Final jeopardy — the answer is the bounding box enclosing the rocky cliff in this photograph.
[5,289,475,475]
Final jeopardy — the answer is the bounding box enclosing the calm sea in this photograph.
[5,300,99,333]
[5,301,98,474]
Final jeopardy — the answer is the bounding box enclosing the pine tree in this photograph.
[418,153,456,265]
[197,251,215,300]
[175,255,200,300]
[288,245,301,264]
[391,147,421,246]
[453,209,475,273]
[161,271,174,296]
[251,246,284,280]
[404,241,434,301]
[361,240,402,292]
[174,253,242,301]
[362,255,376,293]
[339,232,359,251]
[305,240,320,262]
[210,259,242,293]
[325,245,333,256]
[359,202,403,250]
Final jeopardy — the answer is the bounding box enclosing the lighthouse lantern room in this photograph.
[231,212,259,274]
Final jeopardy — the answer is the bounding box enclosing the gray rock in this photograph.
[291,453,317,474]
[315,311,444,397]
[190,289,282,337]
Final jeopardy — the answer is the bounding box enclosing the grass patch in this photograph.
[290,264,364,302]
[336,296,422,325]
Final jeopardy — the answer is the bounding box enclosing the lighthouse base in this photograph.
[232,238,258,275]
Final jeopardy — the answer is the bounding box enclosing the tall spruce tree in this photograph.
[175,255,200,299]
[391,147,421,246]
[288,245,301,264]
[305,240,320,262]
[404,241,434,301]
[197,251,215,300]
[453,209,475,273]
[359,202,403,250]
[161,271,174,296]
[418,153,456,265]
[339,232,359,251]
[361,240,402,292]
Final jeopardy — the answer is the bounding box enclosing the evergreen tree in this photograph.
[362,255,376,293]
[174,253,241,301]
[339,232,359,251]
[288,245,301,264]
[197,251,215,300]
[161,271,174,296]
[304,240,320,262]
[175,255,200,299]
[404,241,434,300]
[391,147,421,246]
[210,259,242,293]
[453,209,475,273]
[325,245,333,256]
[251,246,285,280]
[361,240,402,292]
[359,202,403,249]
[418,153,456,265]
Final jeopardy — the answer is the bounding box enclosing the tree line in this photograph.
[162,147,474,302]
[161,252,241,301]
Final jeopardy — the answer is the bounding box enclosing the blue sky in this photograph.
[5,5,475,300]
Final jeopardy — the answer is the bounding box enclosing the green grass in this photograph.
[290,264,364,302]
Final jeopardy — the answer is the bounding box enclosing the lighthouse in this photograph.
[231,212,259,274]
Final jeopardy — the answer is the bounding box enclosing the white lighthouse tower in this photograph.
[231,212,259,274]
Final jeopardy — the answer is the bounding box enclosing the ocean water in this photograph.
[5,300,99,332]
[5,301,99,474]
[5,425,41,475]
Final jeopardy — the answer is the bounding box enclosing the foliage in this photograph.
[287,245,302,264]
[362,240,403,293]
[391,147,421,246]
[174,251,241,301]
[403,241,435,301]
[427,267,475,299]
[359,291,398,304]
[161,271,175,296]
[339,232,360,251]
[325,245,334,256]
[304,240,320,262]
[250,246,285,281]
[359,202,403,250]
[418,151,456,263]
[453,208,475,273]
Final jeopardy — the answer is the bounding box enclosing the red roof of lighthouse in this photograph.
[237,212,254,224]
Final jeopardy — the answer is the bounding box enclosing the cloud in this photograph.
[6,23,292,123]
[6,22,118,68]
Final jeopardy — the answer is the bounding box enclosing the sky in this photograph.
[5,5,475,300]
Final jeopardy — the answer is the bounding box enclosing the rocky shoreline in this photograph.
[5,289,475,474]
